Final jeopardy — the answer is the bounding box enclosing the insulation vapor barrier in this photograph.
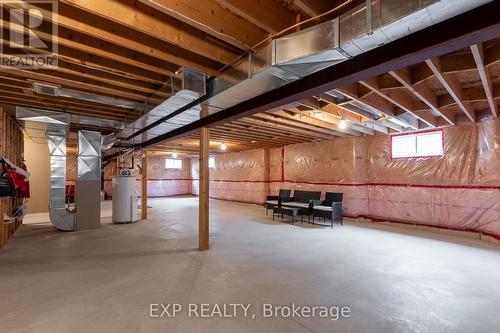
[191,149,269,204]
[101,153,191,198]
[143,154,191,198]
[198,118,500,238]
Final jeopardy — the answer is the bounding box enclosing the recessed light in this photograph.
[220,143,227,151]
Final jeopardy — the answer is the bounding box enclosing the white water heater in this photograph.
[112,175,138,223]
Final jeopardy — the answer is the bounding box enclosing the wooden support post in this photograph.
[141,151,148,220]
[115,156,120,175]
[199,127,209,250]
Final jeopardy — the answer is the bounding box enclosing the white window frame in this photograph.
[390,129,444,159]
[165,158,183,169]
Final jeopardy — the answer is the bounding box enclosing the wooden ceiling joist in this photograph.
[0,20,178,77]
[138,0,268,49]
[237,117,333,140]
[53,2,220,74]
[316,104,379,135]
[271,109,363,136]
[425,58,476,122]
[33,60,169,97]
[359,78,437,128]
[336,85,418,130]
[389,68,456,125]
[56,50,167,85]
[231,119,317,139]
[226,121,316,142]
[293,0,334,17]
[0,87,136,118]
[0,67,162,105]
[60,0,239,66]
[213,124,305,144]
[214,0,295,33]
[251,113,343,139]
[0,97,128,121]
[207,132,299,148]
[470,43,498,118]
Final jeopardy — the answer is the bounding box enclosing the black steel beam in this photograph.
[125,94,209,140]
[137,1,500,149]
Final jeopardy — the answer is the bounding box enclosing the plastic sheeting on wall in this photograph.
[474,119,500,184]
[188,118,500,237]
[211,149,266,181]
[283,137,369,183]
[367,125,477,185]
[191,149,269,204]
[102,153,191,198]
[269,148,282,181]
[137,179,191,198]
[270,118,500,237]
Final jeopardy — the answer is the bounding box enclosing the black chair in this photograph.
[265,189,291,215]
[312,192,343,228]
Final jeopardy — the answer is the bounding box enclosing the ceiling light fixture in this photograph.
[339,120,348,129]
[172,152,178,158]
[220,143,227,151]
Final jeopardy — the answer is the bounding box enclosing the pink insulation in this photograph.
[475,119,500,184]
[143,153,191,197]
[366,125,478,185]
[269,148,283,181]
[191,149,269,204]
[283,137,370,183]
[101,152,191,198]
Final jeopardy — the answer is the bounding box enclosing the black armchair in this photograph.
[312,192,343,228]
[265,189,292,215]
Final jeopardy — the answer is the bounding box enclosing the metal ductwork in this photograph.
[70,114,125,131]
[117,68,206,143]
[75,130,102,230]
[197,0,490,130]
[16,107,103,231]
[31,82,146,111]
[121,0,491,144]
[47,121,76,231]
[16,108,76,231]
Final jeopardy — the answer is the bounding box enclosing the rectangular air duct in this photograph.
[122,0,491,143]
[16,107,104,231]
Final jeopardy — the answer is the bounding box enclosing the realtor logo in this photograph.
[0,0,58,68]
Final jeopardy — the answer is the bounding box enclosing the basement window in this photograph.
[165,158,182,169]
[209,156,215,168]
[390,130,444,159]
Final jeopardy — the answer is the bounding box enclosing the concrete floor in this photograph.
[1,196,499,333]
